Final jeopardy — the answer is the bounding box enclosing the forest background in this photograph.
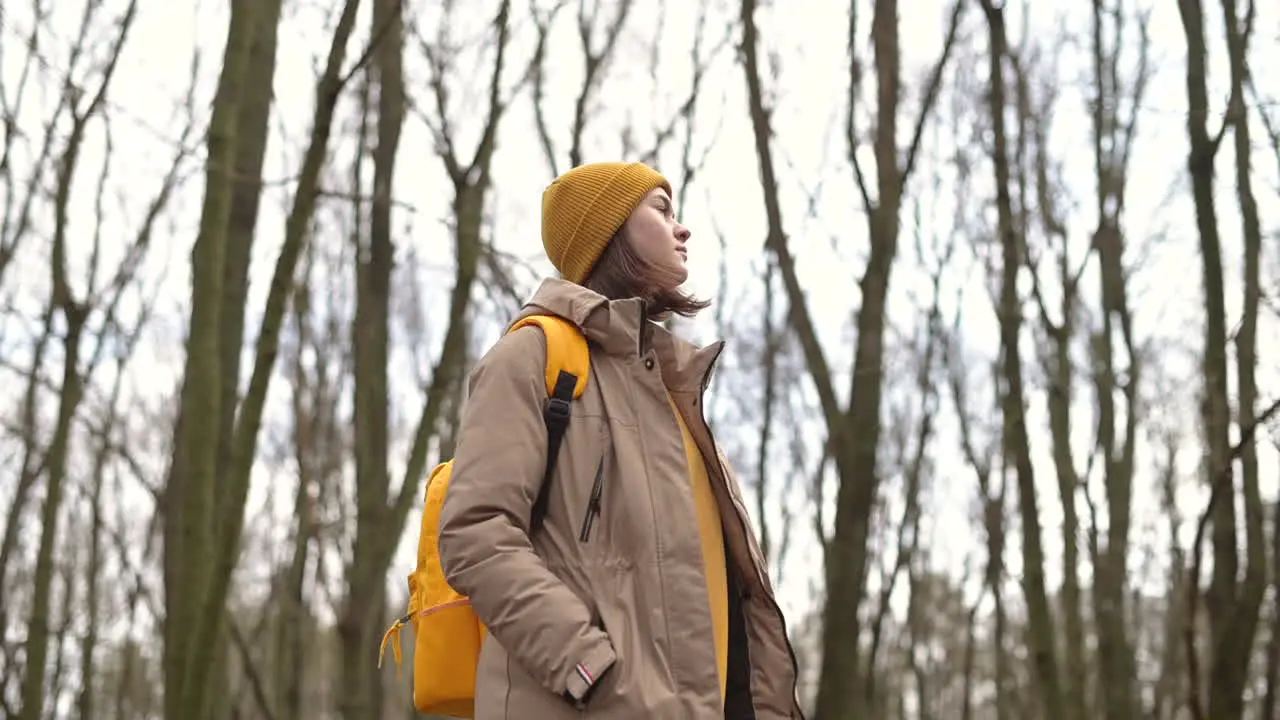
[2,0,1279,718]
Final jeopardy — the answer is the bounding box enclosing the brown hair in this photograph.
[583,228,711,319]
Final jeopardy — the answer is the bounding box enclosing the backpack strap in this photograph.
[533,371,576,531]
[506,315,591,531]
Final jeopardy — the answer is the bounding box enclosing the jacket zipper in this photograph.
[697,342,803,712]
[578,458,605,542]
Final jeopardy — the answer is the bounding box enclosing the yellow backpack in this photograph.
[378,314,591,718]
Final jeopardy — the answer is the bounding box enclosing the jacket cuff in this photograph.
[562,641,617,708]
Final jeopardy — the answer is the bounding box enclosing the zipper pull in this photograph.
[589,473,603,505]
[579,459,606,542]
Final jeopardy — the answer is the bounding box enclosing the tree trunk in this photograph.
[1017,52,1087,718]
[738,1,960,713]
[825,0,902,707]
[1086,3,1148,717]
[341,3,515,717]
[213,8,284,713]
[0,309,55,684]
[1176,0,1258,716]
[215,0,283,495]
[163,0,354,715]
[17,309,87,720]
[980,4,1064,718]
[162,3,261,716]
[341,0,403,714]
[1215,1,1266,717]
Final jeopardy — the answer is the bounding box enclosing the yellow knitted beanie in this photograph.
[541,162,672,284]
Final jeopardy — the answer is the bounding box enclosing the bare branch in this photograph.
[900,0,966,193]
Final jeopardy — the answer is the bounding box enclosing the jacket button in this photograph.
[644,356,655,370]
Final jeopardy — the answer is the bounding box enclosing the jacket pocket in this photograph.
[578,458,605,542]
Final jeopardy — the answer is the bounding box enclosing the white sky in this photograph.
[2,0,1279,673]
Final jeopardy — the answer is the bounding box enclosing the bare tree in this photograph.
[1081,3,1150,717]
[161,0,375,715]
[338,0,405,715]
[863,219,951,712]
[0,1,194,713]
[399,0,517,502]
[1213,5,1267,718]
[1257,73,1280,720]
[738,0,963,713]
[952,347,1012,720]
[1176,0,1270,717]
[13,3,139,716]
[280,235,348,718]
[0,7,128,691]
[1011,32,1090,718]
[529,0,728,198]
[531,0,632,175]
[329,4,524,715]
[1010,3,1152,716]
[978,3,1064,718]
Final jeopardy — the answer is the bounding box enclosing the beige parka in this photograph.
[438,278,805,719]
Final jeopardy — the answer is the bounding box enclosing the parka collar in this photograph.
[514,277,724,392]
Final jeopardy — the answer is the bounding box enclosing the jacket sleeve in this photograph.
[437,326,615,703]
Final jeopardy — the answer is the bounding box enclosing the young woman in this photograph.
[438,161,805,719]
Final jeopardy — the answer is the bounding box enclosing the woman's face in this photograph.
[621,187,691,290]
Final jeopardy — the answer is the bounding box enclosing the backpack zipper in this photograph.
[578,458,605,542]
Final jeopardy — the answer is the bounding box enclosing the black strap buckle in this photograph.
[544,396,571,423]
